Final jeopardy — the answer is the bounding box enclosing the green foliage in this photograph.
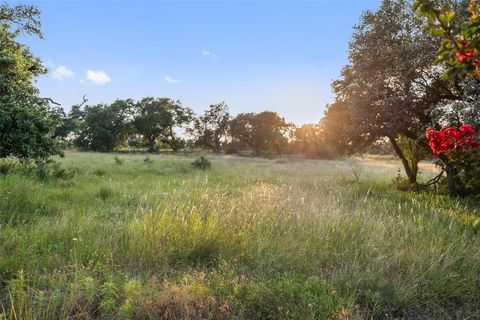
[97,186,115,201]
[229,111,293,156]
[191,156,211,170]
[133,97,193,152]
[74,100,132,152]
[0,159,75,181]
[113,155,124,165]
[143,155,153,164]
[0,3,62,163]
[414,0,480,78]
[331,0,465,184]
[290,123,329,158]
[191,102,231,153]
[0,159,16,175]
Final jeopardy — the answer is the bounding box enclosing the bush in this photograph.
[0,160,17,175]
[114,156,124,165]
[143,156,153,165]
[34,162,76,181]
[97,187,115,201]
[93,168,107,177]
[191,156,211,170]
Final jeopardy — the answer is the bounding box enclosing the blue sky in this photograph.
[19,0,380,125]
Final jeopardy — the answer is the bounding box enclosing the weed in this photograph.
[97,186,115,201]
[191,156,211,170]
[144,156,153,165]
[114,155,124,165]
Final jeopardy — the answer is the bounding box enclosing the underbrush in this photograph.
[0,159,78,181]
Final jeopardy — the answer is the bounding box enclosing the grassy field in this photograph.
[0,152,479,319]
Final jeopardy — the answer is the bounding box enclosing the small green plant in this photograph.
[93,168,107,176]
[97,187,115,201]
[34,162,76,181]
[392,169,415,191]
[143,156,153,165]
[51,162,76,180]
[191,156,211,170]
[114,156,124,165]
[0,160,16,175]
[351,161,363,183]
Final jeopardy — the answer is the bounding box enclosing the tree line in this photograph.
[50,98,337,158]
[0,3,340,163]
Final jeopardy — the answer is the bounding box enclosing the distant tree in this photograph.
[192,102,231,153]
[229,111,293,156]
[0,3,62,163]
[74,100,132,152]
[133,97,193,152]
[319,101,355,155]
[50,95,88,142]
[292,123,322,157]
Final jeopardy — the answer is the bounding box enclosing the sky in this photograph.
[18,0,380,125]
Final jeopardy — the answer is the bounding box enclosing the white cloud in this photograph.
[86,70,111,85]
[52,65,75,80]
[164,75,181,84]
[202,50,218,59]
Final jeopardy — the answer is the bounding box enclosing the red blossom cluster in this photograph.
[426,125,480,155]
[456,41,480,78]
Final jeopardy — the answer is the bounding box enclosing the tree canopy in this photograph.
[230,111,293,156]
[0,3,61,163]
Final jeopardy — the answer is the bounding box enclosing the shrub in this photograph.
[114,155,124,166]
[425,124,480,196]
[35,162,76,181]
[51,162,76,180]
[0,160,17,176]
[97,187,115,201]
[143,156,153,165]
[93,168,107,177]
[191,156,211,170]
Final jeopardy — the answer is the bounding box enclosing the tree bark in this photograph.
[437,154,460,196]
[387,135,417,183]
[148,137,156,152]
[445,164,458,196]
[214,138,221,154]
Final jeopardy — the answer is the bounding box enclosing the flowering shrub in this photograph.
[426,125,480,155]
[426,125,480,196]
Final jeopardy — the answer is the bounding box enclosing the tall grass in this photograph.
[0,152,479,319]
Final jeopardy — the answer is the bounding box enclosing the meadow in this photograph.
[0,152,479,319]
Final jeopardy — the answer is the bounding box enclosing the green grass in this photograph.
[0,152,479,319]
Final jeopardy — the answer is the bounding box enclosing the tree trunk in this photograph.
[445,164,458,196]
[437,154,460,196]
[388,135,417,184]
[148,138,156,152]
[214,139,221,154]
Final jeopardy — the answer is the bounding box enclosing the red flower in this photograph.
[456,41,477,62]
[459,124,476,137]
[426,124,480,155]
[456,48,476,62]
